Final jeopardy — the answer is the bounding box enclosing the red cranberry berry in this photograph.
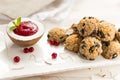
[49,40,55,45]
[49,40,59,46]
[14,56,20,63]
[29,47,34,52]
[51,52,57,59]
[23,48,29,53]
[54,41,60,46]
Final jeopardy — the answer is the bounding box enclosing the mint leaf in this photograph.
[10,17,21,31]
[16,17,21,26]
[13,22,17,26]
[10,26,16,31]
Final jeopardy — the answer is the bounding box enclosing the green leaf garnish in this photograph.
[12,22,17,26]
[16,17,21,26]
[10,26,17,31]
[9,17,21,31]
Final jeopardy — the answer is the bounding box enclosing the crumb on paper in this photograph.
[44,60,52,65]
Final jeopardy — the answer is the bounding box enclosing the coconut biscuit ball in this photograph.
[102,41,120,59]
[77,16,99,37]
[47,28,67,44]
[79,37,102,60]
[115,29,120,42]
[64,34,82,53]
[96,21,116,41]
[69,24,79,34]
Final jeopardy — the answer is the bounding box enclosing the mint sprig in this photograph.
[16,17,21,26]
[10,17,21,31]
[10,26,16,31]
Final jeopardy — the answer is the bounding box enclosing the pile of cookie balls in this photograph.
[47,16,120,60]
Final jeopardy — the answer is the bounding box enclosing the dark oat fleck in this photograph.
[81,41,85,44]
[88,16,94,19]
[97,30,105,38]
[79,36,84,41]
[102,41,110,46]
[67,34,69,36]
[94,42,100,47]
[81,36,84,39]
[80,29,85,35]
[89,58,95,61]
[113,38,117,41]
[90,30,96,37]
[99,20,104,23]
[81,41,86,49]
[118,28,120,32]
[73,27,78,31]
[107,33,110,36]
[89,46,95,53]
[112,53,118,59]
[60,36,64,40]
[82,23,85,26]
[83,17,86,19]
[81,54,86,58]
[47,34,50,38]
[75,34,80,38]
[81,45,86,49]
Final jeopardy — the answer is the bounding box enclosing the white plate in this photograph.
[0,24,120,80]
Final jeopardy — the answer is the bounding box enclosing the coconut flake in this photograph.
[66,29,73,35]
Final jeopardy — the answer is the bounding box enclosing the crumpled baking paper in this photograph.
[0,0,73,24]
